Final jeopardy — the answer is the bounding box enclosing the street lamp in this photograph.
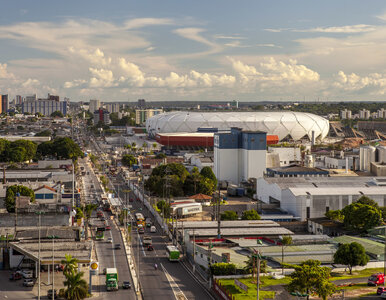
[47,235,59,300]
[35,211,45,300]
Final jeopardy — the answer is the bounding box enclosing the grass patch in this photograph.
[218,276,291,300]
[330,268,383,281]
[336,283,369,291]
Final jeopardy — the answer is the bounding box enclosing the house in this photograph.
[34,185,60,204]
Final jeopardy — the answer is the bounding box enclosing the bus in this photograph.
[96,228,105,241]
[166,245,180,262]
[135,213,145,226]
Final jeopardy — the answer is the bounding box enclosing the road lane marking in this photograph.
[110,231,116,268]
[160,263,188,300]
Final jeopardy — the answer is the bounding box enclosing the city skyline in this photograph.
[1,1,386,102]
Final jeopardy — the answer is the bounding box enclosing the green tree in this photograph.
[241,209,261,220]
[357,195,379,208]
[315,280,336,300]
[200,166,217,187]
[210,263,236,275]
[288,260,332,300]
[281,236,292,274]
[342,202,382,232]
[152,143,157,150]
[63,271,88,300]
[75,207,84,220]
[37,137,83,160]
[5,185,35,212]
[325,210,344,222]
[220,210,238,220]
[244,255,267,278]
[121,154,137,167]
[333,242,369,274]
[156,200,170,218]
[155,152,166,159]
[61,254,79,277]
[51,111,64,118]
[35,129,52,137]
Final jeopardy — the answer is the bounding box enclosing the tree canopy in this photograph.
[51,111,64,118]
[121,154,137,167]
[333,242,369,274]
[342,202,382,232]
[5,185,35,212]
[241,209,261,220]
[220,210,238,220]
[0,139,37,162]
[37,137,83,160]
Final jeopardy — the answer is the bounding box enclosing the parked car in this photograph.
[20,270,33,279]
[105,225,111,230]
[9,272,22,281]
[47,289,58,299]
[378,287,386,295]
[138,228,144,234]
[368,273,384,286]
[147,245,154,251]
[23,279,34,287]
[381,291,386,299]
[122,281,131,289]
[115,244,121,250]
[107,237,113,243]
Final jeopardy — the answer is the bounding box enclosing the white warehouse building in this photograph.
[146,111,329,142]
[256,177,386,221]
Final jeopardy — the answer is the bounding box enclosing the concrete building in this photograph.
[135,108,163,125]
[89,99,101,113]
[377,108,386,119]
[22,96,68,116]
[214,128,266,185]
[93,108,111,125]
[1,94,8,113]
[105,103,120,113]
[359,145,386,172]
[15,95,23,105]
[256,176,386,221]
[340,109,352,120]
[266,165,329,178]
[137,98,146,108]
[359,109,371,120]
[190,155,214,170]
[267,147,301,166]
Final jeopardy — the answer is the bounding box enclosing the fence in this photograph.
[213,279,234,300]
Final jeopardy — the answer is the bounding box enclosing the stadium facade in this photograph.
[146,111,329,141]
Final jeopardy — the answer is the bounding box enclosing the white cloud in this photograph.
[214,35,245,40]
[0,63,15,79]
[173,27,222,54]
[68,47,111,66]
[64,79,87,89]
[124,18,174,29]
[89,68,116,88]
[334,71,386,94]
[256,43,282,48]
[22,78,40,88]
[298,24,376,33]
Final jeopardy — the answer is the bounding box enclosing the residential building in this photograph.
[25,94,37,102]
[214,128,267,185]
[340,109,352,120]
[359,109,371,119]
[93,108,111,125]
[89,99,101,113]
[378,108,386,119]
[21,94,67,116]
[1,94,8,113]
[105,103,120,113]
[135,108,163,125]
[15,95,23,105]
[138,98,146,108]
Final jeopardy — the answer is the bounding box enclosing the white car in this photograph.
[23,279,34,287]
[107,237,113,243]
[21,270,33,279]
[150,226,156,233]
[381,292,386,299]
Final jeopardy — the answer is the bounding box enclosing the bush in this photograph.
[210,263,236,275]
[5,185,35,212]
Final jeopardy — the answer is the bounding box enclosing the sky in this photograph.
[1,0,386,102]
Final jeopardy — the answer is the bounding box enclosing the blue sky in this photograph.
[1,0,386,102]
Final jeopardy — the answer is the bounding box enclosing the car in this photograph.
[138,228,144,234]
[20,270,33,279]
[9,272,22,281]
[122,281,131,289]
[47,289,58,299]
[23,279,34,287]
[105,226,111,230]
[368,273,384,286]
[147,245,154,251]
[381,291,386,299]
[107,237,113,243]
[378,287,386,295]
[150,226,156,233]
[115,244,121,250]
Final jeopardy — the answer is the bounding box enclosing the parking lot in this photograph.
[0,270,35,299]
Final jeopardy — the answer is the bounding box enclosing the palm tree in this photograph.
[64,271,88,300]
[281,235,292,275]
[142,142,148,152]
[152,143,157,150]
[61,254,79,277]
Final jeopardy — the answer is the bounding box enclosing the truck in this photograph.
[142,236,152,246]
[105,268,119,291]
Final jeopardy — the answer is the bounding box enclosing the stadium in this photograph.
[146,111,329,141]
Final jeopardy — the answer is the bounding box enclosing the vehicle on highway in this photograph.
[106,268,119,291]
[378,287,386,295]
[145,218,152,228]
[47,289,58,299]
[122,281,131,289]
[138,227,144,234]
[150,225,156,233]
[142,236,152,246]
[23,279,34,287]
[9,271,22,281]
[147,245,154,251]
[105,225,111,230]
[381,291,386,299]
[107,237,113,243]
[114,244,121,250]
[135,212,145,227]
[96,228,105,241]
[368,273,384,286]
[166,245,180,262]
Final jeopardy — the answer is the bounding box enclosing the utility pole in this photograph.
[36,211,44,300]
[217,185,221,239]
[52,236,54,300]
[192,229,196,273]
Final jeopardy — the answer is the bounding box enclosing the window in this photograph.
[306,207,310,219]
[326,206,329,213]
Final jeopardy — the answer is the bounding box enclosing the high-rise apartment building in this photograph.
[359,109,371,119]
[22,94,67,116]
[138,99,146,108]
[1,95,8,114]
[89,99,101,113]
[93,108,111,125]
[105,103,120,113]
[340,109,352,120]
[135,108,163,125]
[15,95,23,105]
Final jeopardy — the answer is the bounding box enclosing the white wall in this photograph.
[242,149,266,180]
[268,147,301,166]
[214,148,239,184]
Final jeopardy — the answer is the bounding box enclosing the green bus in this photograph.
[96,228,105,241]
[166,245,180,262]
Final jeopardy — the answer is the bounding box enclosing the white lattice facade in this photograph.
[146,111,329,141]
